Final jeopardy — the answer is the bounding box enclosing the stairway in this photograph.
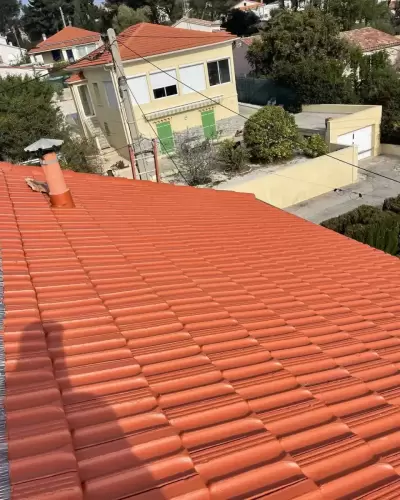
[84,117,110,150]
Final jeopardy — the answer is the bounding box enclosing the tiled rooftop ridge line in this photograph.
[0,243,11,500]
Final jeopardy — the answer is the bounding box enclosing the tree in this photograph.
[0,0,20,35]
[111,4,151,33]
[247,8,358,106]
[22,0,74,42]
[325,0,392,32]
[243,106,299,163]
[73,0,101,31]
[0,75,101,173]
[222,9,259,36]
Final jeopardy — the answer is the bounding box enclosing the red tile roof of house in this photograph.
[29,26,101,54]
[238,2,264,11]
[3,162,400,499]
[341,27,400,52]
[67,22,236,70]
[65,72,86,84]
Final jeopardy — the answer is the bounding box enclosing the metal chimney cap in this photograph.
[24,138,64,153]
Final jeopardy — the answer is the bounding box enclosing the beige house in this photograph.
[29,26,103,66]
[66,23,240,159]
[341,27,400,67]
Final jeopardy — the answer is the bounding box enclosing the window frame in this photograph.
[206,58,231,87]
[77,83,95,118]
[103,80,119,109]
[178,62,207,95]
[92,82,102,106]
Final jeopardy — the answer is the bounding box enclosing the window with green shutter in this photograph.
[201,109,216,139]
[156,121,174,153]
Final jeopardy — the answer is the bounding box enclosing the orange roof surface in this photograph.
[341,27,400,52]
[238,2,264,11]
[3,162,400,499]
[65,72,86,84]
[67,23,236,71]
[29,26,101,54]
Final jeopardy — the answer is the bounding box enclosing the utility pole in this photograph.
[107,28,147,179]
[59,7,67,28]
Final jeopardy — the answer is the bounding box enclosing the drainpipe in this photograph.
[24,138,75,208]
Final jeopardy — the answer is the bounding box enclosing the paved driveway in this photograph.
[286,155,400,223]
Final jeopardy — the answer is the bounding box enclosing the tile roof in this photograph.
[29,26,101,54]
[341,27,400,52]
[65,72,86,84]
[172,17,220,27]
[67,23,236,71]
[3,162,400,498]
[238,2,264,11]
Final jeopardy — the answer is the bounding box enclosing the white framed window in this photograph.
[92,82,101,105]
[207,58,231,86]
[127,75,150,105]
[77,84,95,117]
[103,81,119,108]
[179,63,206,95]
[150,69,178,99]
[76,43,97,59]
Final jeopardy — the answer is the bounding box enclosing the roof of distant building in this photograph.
[65,72,86,84]
[29,26,101,54]
[67,22,235,70]
[172,17,222,27]
[341,27,400,52]
[3,162,400,499]
[238,2,264,11]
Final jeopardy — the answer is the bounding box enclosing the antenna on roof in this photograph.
[59,6,67,28]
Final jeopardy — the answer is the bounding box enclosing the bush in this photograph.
[59,135,103,174]
[175,135,215,186]
[218,139,249,173]
[321,204,400,255]
[243,106,299,163]
[301,134,328,158]
[110,160,128,170]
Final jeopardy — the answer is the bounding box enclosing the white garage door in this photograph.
[337,126,373,160]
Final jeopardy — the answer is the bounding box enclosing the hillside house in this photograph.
[66,23,241,159]
[29,26,103,66]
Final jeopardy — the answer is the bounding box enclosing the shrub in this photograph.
[175,134,215,186]
[110,160,128,170]
[243,106,299,163]
[301,134,328,158]
[59,135,103,175]
[218,139,249,173]
[321,204,400,255]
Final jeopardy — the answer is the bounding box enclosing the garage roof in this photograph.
[2,163,400,499]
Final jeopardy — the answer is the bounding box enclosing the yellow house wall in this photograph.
[303,104,382,156]
[75,67,130,158]
[39,51,55,65]
[216,146,358,209]
[123,42,238,138]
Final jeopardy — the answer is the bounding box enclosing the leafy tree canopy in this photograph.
[325,0,392,33]
[111,4,151,33]
[0,0,20,35]
[222,9,259,37]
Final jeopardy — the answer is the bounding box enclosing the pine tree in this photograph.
[0,0,20,35]
[22,0,74,42]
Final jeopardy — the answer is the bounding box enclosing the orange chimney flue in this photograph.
[24,138,75,208]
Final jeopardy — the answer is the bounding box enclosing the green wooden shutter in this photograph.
[156,122,174,153]
[201,110,216,139]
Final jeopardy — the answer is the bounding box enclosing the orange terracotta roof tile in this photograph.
[238,2,264,10]
[65,72,86,84]
[29,26,101,54]
[67,22,236,71]
[2,162,400,498]
[341,27,400,51]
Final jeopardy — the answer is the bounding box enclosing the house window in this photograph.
[103,81,118,108]
[76,43,97,59]
[179,63,206,95]
[77,84,94,117]
[127,75,150,105]
[51,49,62,62]
[93,82,101,105]
[150,70,178,99]
[207,59,230,86]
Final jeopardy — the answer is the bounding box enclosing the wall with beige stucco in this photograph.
[216,146,358,208]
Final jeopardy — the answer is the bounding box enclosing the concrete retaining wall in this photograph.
[380,143,400,157]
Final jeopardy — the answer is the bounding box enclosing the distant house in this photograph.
[233,36,259,76]
[66,23,240,159]
[341,27,400,66]
[0,35,26,65]
[28,26,103,66]
[172,17,223,32]
[0,64,49,79]
[232,0,290,21]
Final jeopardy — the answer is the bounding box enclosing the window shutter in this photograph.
[150,70,177,90]
[179,64,206,95]
[103,81,118,108]
[127,75,150,105]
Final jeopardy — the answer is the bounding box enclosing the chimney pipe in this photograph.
[42,33,47,41]
[24,138,75,208]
